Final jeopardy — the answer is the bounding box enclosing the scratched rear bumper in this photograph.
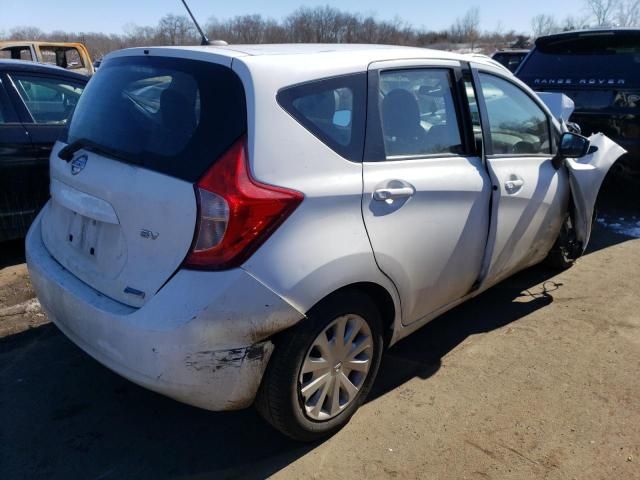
[26,214,305,411]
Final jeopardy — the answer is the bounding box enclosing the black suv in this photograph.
[492,49,529,73]
[0,60,87,242]
[516,29,640,186]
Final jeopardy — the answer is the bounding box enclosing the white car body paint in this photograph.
[566,133,627,248]
[25,44,627,412]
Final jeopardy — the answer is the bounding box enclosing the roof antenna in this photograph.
[180,0,227,46]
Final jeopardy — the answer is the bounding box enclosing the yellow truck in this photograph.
[0,41,94,76]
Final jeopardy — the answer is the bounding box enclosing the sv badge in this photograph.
[140,229,159,240]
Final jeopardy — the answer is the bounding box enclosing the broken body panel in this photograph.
[566,133,627,248]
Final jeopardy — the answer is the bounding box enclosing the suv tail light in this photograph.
[184,136,303,270]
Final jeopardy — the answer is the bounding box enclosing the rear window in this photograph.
[67,56,246,182]
[277,73,366,161]
[492,52,528,73]
[518,32,640,88]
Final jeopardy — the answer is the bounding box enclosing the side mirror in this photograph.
[558,132,590,159]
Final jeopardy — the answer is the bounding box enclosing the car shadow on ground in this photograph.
[0,239,26,269]
[0,212,636,479]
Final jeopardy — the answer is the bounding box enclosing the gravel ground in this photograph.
[0,218,638,479]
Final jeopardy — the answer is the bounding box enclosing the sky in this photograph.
[0,0,587,35]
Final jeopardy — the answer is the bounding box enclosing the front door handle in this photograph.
[373,187,415,201]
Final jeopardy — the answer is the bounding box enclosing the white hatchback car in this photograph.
[26,44,624,441]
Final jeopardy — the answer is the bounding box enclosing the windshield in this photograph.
[518,32,640,88]
[67,56,246,182]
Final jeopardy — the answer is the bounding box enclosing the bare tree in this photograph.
[585,0,620,26]
[531,14,559,37]
[616,0,640,26]
[7,26,45,40]
[0,5,553,59]
[450,7,481,49]
[561,15,591,30]
[156,14,197,46]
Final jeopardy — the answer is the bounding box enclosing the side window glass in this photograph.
[40,49,57,66]
[0,87,16,124]
[291,87,353,147]
[478,73,551,155]
[11,75,85,124]
[65,48,84,69]
[378,69,463,158]
[278,73,365,161]
[0,47,33,61]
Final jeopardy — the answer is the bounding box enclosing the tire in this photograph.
[255,290,384,442]
[545,213,580,270]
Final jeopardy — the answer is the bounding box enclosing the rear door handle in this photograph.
[373,187,415,201]
[504,178,524,193]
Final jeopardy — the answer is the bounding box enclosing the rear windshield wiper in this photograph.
[58,138,131,164]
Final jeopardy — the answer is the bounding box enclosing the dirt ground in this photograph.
[1,210,639,479]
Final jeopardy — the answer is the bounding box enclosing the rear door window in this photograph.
[277,73,366,161]
[10,74,85,124]
[67,56,246,182]
[378,68,463,158]
[478,73,551,155]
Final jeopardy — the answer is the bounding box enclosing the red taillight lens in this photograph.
[183,136,303,270]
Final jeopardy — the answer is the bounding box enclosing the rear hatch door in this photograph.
[516,30,640,138]
[40,53,247,307]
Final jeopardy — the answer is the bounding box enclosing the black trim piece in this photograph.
[455,62,477,157]
[487,153,556,159]
[364,68,385,162]
[470,68,493,157]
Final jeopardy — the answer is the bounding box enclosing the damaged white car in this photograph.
[26,44,626,441]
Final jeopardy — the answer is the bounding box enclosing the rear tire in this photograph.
[255,290,384,442]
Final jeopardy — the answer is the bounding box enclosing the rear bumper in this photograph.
[26,215,304,411]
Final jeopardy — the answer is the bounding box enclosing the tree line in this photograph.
[532,0,639,36]
[1,2,638,61]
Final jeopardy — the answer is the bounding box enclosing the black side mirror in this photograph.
[553,132,591,169]
[559,132,590,158]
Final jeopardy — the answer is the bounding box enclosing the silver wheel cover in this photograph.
[298,314,373,421]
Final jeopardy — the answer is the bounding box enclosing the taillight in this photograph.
[183,136,303,270]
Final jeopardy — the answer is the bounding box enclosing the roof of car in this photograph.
[0,41,87,48]
[108,43,506,74]
[0,59,88,81]
[536,27,640,45]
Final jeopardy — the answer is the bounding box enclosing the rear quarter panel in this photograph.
[233,57,403,336]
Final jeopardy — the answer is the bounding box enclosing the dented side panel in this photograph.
[566,133,627,249]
